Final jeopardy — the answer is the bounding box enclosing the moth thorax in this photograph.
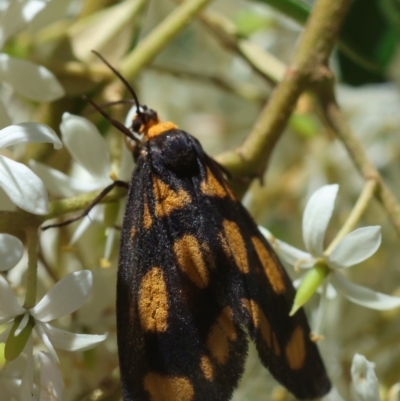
[146,121,179,139]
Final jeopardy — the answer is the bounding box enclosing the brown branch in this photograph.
[216,0,353,181]
[317,82,400,237]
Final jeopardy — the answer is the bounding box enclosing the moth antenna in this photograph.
[82,95,137,142]
[91,50,142,117]
[84,99,136,116]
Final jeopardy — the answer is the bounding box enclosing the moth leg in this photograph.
[41,180,129,230]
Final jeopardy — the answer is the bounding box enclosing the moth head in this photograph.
[130,105,159,137]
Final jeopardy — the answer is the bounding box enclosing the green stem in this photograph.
[0,186,127,236]
[120,0,214,79]
[24,227,39,309]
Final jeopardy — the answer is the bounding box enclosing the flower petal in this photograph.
[35,322,59,363]
[0,54,64,101]
[0,1,46,46]
[42,322,107,351]
[303,184,339,256]
[0,156,48,215]
[0,275,25,318]
[258,224,315,267]
[14,312,30,336]
[275,239,315,268]
[31,271,93,321]
[38,352,63,401]
[351,353,381,401]
[331,272,400,310]
[69,206,104,245]
[29,160,103,197]
[326,283,337,299]
[0,234,23,271]
[119,141,135,181]
[60,113,111,180]
[19,340,35,401]
[327,226,381,269]
[22,0,48,21]
[0,122,62,149]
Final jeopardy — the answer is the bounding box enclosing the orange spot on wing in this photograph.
[252,237,285,294]
[241,298,280,355]
[144,373,194,401]
[138,267,169,332]
[200,167,234,199]
[219,220,249,273]
[206,307,237,364]
[173,235,210,288]
[200,355,214,381]
[285,325,306,370]
[143,196,152,229]
[153,177,191,217]
[147,122,178,139]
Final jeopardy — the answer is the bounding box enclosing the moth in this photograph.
[80,53,331,401]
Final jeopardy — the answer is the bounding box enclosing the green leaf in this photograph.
[338,0,398,85]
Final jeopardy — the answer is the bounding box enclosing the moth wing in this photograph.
[117,160,248,401]
[199,158,331,400]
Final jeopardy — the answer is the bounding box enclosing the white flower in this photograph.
[0,0,65,127]
[31,112,133,263]
[260,184,400,311]
[0,341,63,401]
[0,270,107,363]
[0,122,62,214]
[31,113,114,257]
[351,353,381,401]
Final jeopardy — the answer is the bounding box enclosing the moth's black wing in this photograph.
[117,128,330,401]
[196,152,331,400]
[117,131,249,401]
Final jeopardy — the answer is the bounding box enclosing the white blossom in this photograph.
[0,0,65,127]
[0,341,63,401]
[31,112,132,262]
[0,123,61,214]
[0,270,107,361]
[351,353,381,401]
[260,184,400,311]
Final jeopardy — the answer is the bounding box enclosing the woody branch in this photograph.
[216,0,400,238]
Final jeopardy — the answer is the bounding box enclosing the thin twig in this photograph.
[120,0,214,79]
[317,82,400,237]
[0,186,127,235]
[149,65,267,102]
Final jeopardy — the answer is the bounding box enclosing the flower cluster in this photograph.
[0,1,108,399]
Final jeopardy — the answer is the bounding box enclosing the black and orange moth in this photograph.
[70,53,331,401]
